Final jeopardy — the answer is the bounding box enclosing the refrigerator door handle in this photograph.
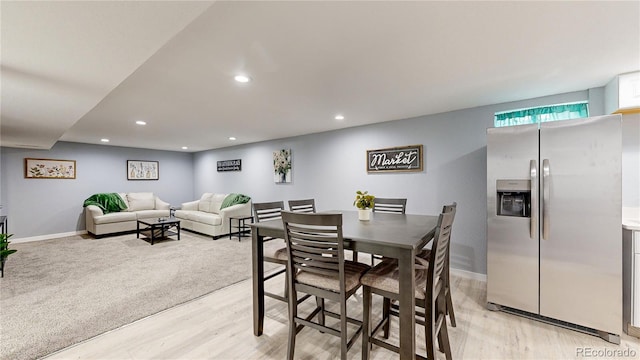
[542,158,550,240]
[530,159,537,239]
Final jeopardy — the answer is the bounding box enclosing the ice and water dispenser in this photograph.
[496,180,531,218]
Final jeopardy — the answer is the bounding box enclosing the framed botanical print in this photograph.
[25,158,76,179]
[127,160,159,180]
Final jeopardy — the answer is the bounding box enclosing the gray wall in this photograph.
[2,86,637,275]
[192,89,613,275]
[0,142,194,238]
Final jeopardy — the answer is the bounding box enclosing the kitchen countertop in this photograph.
[623,207,640,231]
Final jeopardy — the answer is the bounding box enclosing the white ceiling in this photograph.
[2,1,639,152]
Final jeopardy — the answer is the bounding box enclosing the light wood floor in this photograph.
[46,269,639,359]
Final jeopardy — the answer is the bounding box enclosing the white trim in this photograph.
[451,267,486,282]
[11,230,88,244]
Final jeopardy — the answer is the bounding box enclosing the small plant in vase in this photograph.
[354,190,375,221]
[0,233,17,278]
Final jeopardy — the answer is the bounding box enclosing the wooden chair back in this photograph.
[253,201,285,223]
[282,211,345,294]
[426,210,455,299]
[288,199,316,213]
[372,198,407,214]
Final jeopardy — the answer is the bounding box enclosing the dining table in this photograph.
[250,210,439,360]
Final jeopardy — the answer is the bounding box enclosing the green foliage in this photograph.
[0,233,17,260]
[353,190,375,210]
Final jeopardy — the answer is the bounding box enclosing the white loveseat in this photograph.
[85,192,171,237]
[175,193,252,239]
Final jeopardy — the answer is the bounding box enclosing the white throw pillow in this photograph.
[127,192,156,211]
[198,193,214,212]
[209,194,228,214]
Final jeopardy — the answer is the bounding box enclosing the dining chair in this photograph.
[417,202,457,327]
[372,198,407,214]
[288,198,316,213]
[281,211,370,360]
[360,207,455,360]
[252,201,289,303]
[369,198,407,264]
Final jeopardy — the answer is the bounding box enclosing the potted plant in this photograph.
[354,190,375,221]
[0,233,17,278]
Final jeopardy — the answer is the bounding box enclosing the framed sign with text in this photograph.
[217,159,242,172]
[366,145,423,173]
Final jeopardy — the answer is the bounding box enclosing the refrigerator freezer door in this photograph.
[539,115,622,335]
[487,124,539,313]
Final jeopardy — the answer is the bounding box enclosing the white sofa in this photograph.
[85,192,171,237]
[175,193,252,239]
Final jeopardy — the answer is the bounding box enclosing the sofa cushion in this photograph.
[136,209,170,220]
[190,211,222,226]
[127,192,156,211]
[93,211,137,225]
[209,194,228,214]
[177,210,221,226]
[198,193,214,212]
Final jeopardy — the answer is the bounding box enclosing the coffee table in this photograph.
[137,217,181,245]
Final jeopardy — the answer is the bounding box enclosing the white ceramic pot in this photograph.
[358,208,371,221]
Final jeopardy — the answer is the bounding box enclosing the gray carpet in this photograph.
[0,231,262,360]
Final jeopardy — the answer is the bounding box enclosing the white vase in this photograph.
[358,208,371,221]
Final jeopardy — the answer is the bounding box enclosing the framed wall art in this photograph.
[25,158,76,179]
[217,159,242,172]
[366,144,423,173]
[127,160,159,180]
[273,149,292,183]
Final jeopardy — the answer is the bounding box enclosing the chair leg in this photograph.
[382,297,391,339]
[445,247,456,327]
[340,296,348,360]
[446,287,456,327]
[439,319,453,360]
[316,297,325,327]
[436,289,452,360]
[284,268,289,301]
[362,286,372,360]
[425,299,437,360]
[287,291,297,360]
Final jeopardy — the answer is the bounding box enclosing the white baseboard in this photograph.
[451,267,487,282]
[11,230,88,244]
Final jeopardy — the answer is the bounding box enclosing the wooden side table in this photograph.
[229,215,253,241]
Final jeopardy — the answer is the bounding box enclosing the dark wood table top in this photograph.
[251,210,438,250]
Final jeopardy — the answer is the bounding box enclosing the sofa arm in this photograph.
[219,201,251,219]
[155,197,170,210]
[181,200,199,211]
[85,205,103,235]
[85,204,104,217]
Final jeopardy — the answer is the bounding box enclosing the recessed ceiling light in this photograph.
[335,114,345,120]
[229,137,237,141]
[100,138,109,143]
[181,146,188,150]
[234,75,251,83]
[135,121,147,125]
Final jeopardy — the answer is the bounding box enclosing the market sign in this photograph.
[366,145,423,173]
[217,159,241,172]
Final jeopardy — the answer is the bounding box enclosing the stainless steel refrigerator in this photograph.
[486,114,622,343]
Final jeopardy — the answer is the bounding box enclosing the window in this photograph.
[494,101,589,127]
